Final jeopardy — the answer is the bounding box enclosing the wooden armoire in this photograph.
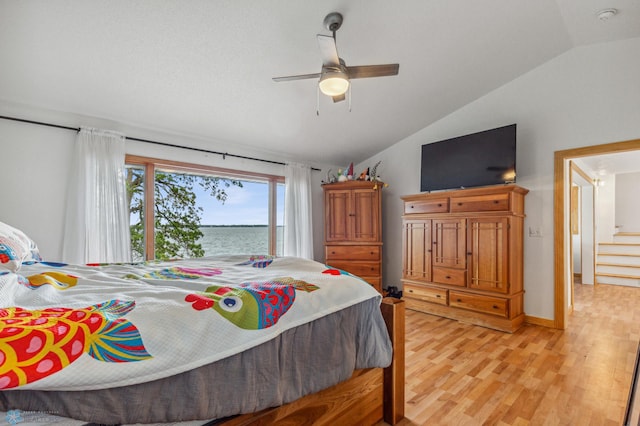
[323,181,383,293]
[401,185,528,332]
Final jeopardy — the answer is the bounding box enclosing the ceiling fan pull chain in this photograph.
[348,85,352,112]
[316,85,320,116]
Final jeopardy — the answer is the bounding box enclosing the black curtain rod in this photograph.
[0,115,321,171]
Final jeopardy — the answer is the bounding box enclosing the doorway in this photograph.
[554,138,640,329]
[569,161,595,312]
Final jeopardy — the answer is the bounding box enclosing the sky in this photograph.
[195,180,285,226]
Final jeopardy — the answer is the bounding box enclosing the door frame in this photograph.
[554,138,640,329]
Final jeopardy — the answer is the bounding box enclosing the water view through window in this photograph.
[195,181,285,256]
[126,161,284,261]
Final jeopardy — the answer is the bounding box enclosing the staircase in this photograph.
[596,233,640,287]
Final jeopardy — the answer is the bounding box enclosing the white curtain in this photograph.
[63,127,131,264]
[284,163,314,259]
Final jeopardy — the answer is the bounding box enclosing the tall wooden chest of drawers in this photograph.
[323,181,383,293]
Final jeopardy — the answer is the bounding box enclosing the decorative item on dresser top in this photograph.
[401,184,528,333]
[323,180,384,294]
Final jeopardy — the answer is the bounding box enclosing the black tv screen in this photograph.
[420,124,516,192]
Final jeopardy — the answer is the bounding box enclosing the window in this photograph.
[125,164,146,261]
[125,155,284,261]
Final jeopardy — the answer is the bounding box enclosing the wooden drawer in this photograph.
[449,291,508,317]
[363,277,382,294]
[404,198,449,214]
[450,193,509,212]
[325,245,381,261]
[404,283,447,305]
[432,267,466,287]
[327,261,380,277]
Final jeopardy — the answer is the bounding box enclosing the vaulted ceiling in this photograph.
[1,1,639,166]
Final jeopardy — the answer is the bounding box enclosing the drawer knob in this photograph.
[438,203,442,207]
[410,205,414,208]
[457,202,463,206]
[436,295,441,298]
[456,298,462,302]
[408,289,414,293]
[445,275,451,279]
[493,305,499,309]
[494,200,499,204]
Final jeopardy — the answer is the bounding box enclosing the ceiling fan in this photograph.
[272,12,399,103]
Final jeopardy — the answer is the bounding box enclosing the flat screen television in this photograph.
[420,124,516,192]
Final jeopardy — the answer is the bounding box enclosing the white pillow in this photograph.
[0,221,42,272]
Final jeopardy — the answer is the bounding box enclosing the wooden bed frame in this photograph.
[222,297,405,425]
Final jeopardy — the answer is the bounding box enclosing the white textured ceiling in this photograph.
[577,151,640,176]
[1,0,639,166]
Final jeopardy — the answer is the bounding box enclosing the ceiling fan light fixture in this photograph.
[272,11,399,106]
[318,68,350,96]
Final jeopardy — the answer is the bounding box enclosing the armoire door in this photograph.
[352,189,380,242]
[468,217,509,293]
[403,219,432,281]
[432,218,466,269]
[325,189,351,241]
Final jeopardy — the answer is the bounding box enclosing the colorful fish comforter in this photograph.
[0,255,384,391]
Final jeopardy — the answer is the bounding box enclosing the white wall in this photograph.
[0,101,336,262]
[569,161,588,277]
[615,172,640,233]
[0,118,73,259]
[596,174,616,244]
[579,184,594,285]
[571,185,581,274]
[358,37,640,321]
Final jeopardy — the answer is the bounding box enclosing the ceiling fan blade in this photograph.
[332,93,346,103]
[272,73,321,82]
[347,64,399,79]
[317,34,340,67]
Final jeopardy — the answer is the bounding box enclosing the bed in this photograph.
[0,221,404,425]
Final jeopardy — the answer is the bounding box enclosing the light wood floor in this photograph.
[385,283,640,425]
